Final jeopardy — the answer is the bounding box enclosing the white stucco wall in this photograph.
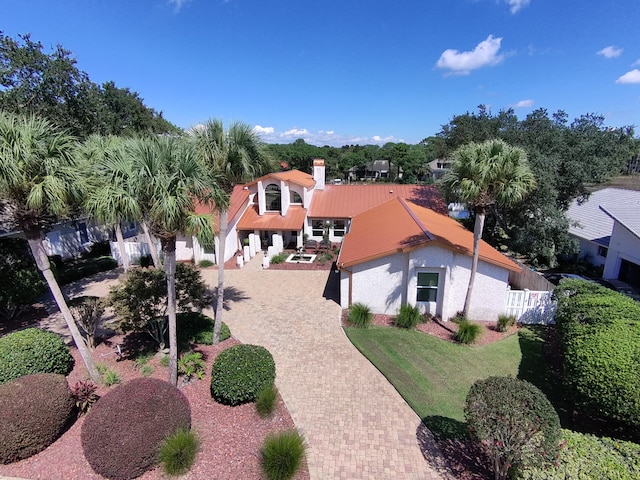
[44,220,111,258]
[575,236,607,267]
[341,244,511,321]
[603,221,640,279]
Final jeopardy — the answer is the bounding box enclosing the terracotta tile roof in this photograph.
[194,185,251,233]
[247,170,316,189]
[308,184,447,218]
[237,205,307,231]
[337,198,520,272]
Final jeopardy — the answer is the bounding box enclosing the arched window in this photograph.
[265,184,281,211]
[290,191,302,204]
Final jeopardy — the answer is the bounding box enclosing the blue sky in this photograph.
[2,0,640,146]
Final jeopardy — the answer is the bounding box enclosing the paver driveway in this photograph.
[213,263,445,479]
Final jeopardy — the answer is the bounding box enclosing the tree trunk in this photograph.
[141,219,161,268]
[114,222,130,271]
[213,210,228,345]
[162,237,178,386]
[462,208,485,318]
[26,234,101,383]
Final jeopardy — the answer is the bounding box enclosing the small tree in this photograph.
[465,376,561,480]
[0,239,46,321]
[68,296,105,349]
[109,264,208,350]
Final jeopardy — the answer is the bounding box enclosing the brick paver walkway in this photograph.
[212,259,446,479]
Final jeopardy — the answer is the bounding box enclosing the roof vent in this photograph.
[389,189,394,193]
[243,186,249,190]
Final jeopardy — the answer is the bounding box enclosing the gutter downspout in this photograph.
[338,262,353,307]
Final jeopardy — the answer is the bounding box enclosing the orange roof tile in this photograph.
[308,184,447,218]
[237,205,307,231]
[247,170,316,189]
[194,185,251,233]
[338,198,520,272]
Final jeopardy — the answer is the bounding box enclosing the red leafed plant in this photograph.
[70,380,99,416]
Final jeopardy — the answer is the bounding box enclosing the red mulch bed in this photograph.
[0,335,309,480]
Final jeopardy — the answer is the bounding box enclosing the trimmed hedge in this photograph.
[518,429,640,479]
[0,373,76,464]
[465,376,561,480]
[211,344,276,406]
[0,328,74,384]
[553,280,640,428]
[81,378,191,480]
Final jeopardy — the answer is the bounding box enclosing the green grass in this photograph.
[345,326,524,438]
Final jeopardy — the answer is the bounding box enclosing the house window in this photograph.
[597,245,608,258]
[290,191,302,204]
[333,220,346,237]
[417,272,439,302]
[265,184,281,211]
[312,220,324,237]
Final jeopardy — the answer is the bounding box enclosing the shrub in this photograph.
[177,312,230,348]
[81,378,191,480]
[139,364,154,377]
[109,264,209,349]
[553,279,640,429]
[450,311,466,324]
[56,256,118,285]
[496,314,516,332]
[103,369,121,387]
[270,253,287,264]
[71,380,100,416]
[454,320,481,344]
[518,429,640,479]
[347,303,372,328]
[198,259,214,268]
[178,351,206,381]
[261,430,306,480]
[159,354,170,367]
[0,328,74,384]
[68,296,105,349]
[465,376,561,480]
[211,344,276,405]
[158,428,200,476]
[256,384,278,418]
[394,304,422,329]
[0,373,76,464]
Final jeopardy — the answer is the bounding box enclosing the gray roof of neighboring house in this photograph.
[600,204,640,239]
[567,188,640,246]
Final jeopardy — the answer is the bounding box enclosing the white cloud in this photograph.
[436,35,505,75]
[632,59,640,67]
[283,128,310,137]
[505,0,530,14]
[616,69,640,84]
[511,99,534,108]
[168,0,191,12]
[597,46,623,59]
[253,125,274,135]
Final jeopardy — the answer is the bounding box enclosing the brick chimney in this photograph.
[313,159,325,190]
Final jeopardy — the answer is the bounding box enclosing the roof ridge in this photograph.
[398,198,434,241]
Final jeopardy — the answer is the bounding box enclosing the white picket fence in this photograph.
[505,289,556,325]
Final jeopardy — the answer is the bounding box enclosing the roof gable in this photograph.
[248,169,315,189]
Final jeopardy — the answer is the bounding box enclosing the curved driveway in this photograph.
[213,261,445,479]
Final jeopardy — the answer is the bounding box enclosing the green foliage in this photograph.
[347,303,372,328]
[465,376,561,480]
[102,369,121,387]
[198,259,214,268]
[178,352,206,381]
[518,429,640,479]
[256,384,278,418]
[497,314,516,332]
[0,239,46,321]
[159,354,170,367]
[0,373,76,464]
[177,312,230,348]
[158,428,200,476]
[68,295,105,349]
[450,312,466,324]
[109,264,209,349]
[394,304,422,329]
[81,378,191,480]
[260,430,306,480]
[454,320,482,344]
[270,253,287,264]
[55,256,118,285]
[0,328,74,384]
[139,364,154,377]
[70,380,100,416]
[211,344,276,406]
[553,279,640,429]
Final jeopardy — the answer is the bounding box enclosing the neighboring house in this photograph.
[600,205,640,290]
[336,197,521,321]
[347,160,399,181]
[566,188,640,268]
[427,158,453,180]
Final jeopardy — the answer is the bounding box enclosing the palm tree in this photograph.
[82,135,140,271]
[441,139,536,318]
[128,134,216,386]
[0,112,100,381]
[188,119,275,344]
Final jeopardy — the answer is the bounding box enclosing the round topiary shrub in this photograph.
[211,344,276,406]
[0,373,76,464]
[0,328,74,384]
[81,377,191,480]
